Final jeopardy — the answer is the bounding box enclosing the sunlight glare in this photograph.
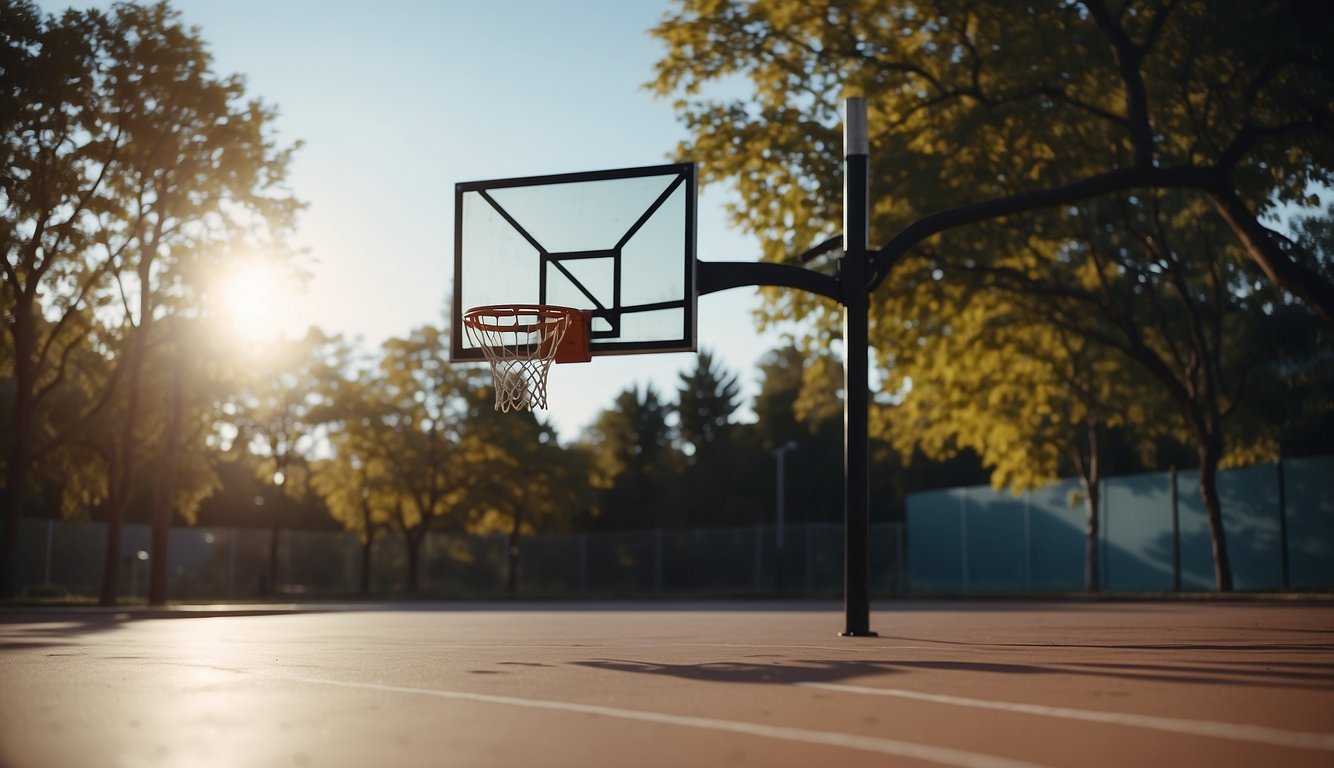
[218,261,290,345]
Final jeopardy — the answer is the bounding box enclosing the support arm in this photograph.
[697,260,841,303]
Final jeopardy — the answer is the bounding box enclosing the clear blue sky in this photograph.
[42,0,799,440]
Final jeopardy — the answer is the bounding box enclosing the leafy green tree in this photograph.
[922,192,1304,590]
[883,285,1164,590]
[374,325,471,592]
[651,0,1334,319]
[305,343,392,594]
[672,352,766,527]
[650,0,1333,590]
[1,1,300,601]
[747,345,841,524]
[221,329,341,593]
[676,349,741,454]
[142,316,226,604]
[581,384,681,529]
[459,389,591,592]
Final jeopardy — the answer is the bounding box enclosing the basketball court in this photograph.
[2,600,1332,767]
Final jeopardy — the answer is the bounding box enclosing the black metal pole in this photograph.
[841,97,876,637]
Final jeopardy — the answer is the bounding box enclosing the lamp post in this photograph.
[773,440,798,593]
[267,470,285,597]
[130,550,148,599]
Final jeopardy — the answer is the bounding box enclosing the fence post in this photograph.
[654,528,664,594]
[753,526,764,593]
[960,489,969,593]
[1022,493,1032,591]
[1170,466,1180,592]
[578,533,588,594]
[1277,458,1289,589]
[227,528,236,598]
[805,525,814,594]
[895,523,906,595]
[45,519,54,585]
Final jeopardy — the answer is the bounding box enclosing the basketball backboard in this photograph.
[452,163,697,362]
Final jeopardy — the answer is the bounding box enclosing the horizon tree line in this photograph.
[4,0,1332,602]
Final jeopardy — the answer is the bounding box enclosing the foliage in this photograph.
[650,0,1334,589]
[581,384,683,529]
[650,0,1334,319]
[675,348,742,454]
[1,0,301,599]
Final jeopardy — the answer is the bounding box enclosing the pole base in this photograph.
[838,630,879,638]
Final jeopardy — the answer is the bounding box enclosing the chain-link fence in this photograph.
[907,456,1334,592]
[12,520,906,601]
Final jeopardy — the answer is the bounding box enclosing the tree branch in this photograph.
[1205,187,1334,321]
[1082,0,1156,166]
[867,165,1218,290]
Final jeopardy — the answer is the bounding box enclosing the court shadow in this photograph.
[571,658,1035,685]
[571,655,1334,692]
[0,608,313,652]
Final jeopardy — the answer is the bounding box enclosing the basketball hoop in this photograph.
[462,304,590,412]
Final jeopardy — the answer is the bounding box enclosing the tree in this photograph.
[221,329,339,594]
[581,384,681,529]
[142,316,225,605]
[310,352,393,595]
[881,284,1164,590]
[459,389,590,593]
[676,349,742,455]
[1,1,300,601]
[650,0,1334,589]
[672,352,767,527]
[908,191,1304,590]
[374,325,470,593]
[651,0,1334,319]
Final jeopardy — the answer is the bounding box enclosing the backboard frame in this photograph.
[451,163,697,363]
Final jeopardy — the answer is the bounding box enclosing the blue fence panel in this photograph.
[1103,473,1174,591]
[1163,470,1217,591]
[1025,481,1084,591]
[907,489,965,592]
[964,490,1028,592]
[1286,455,1334,588]
[1217,463,1283,590]
[906,455,1332,594]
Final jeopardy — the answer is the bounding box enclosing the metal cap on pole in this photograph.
[844,97,869,157]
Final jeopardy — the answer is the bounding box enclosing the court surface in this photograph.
[2,600,1332,768]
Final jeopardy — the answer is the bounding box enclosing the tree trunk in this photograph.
[2,299,39,599]
[507,519,521,594]
[148,354,185,606]
[1070,416,1102,592]
[1207,189,1334,323]
[97,469,126,606]
[99,272,154,606]
[1198,436,1234,591]
[405,528,422,594]
[1,427,32,600]
[359,499,374,595]
[98,365,144,607]
[0,454,28,599]
[360,535,373,594]
[1082,480,1101,593]
[268,523,281,596]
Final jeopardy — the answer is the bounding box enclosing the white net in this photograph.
[463,305,575,412]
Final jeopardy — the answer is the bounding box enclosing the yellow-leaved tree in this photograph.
[650,0,1332,590]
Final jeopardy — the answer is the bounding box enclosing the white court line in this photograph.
[277,674,1053,768]
[797,683,1334,752]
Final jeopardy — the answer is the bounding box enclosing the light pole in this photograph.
[773,440,798,593]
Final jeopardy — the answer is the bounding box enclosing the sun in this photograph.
[214,260,293,346]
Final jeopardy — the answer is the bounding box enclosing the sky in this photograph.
[40,0,801,440]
